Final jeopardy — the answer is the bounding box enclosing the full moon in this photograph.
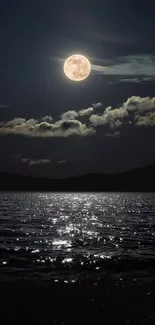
[63,54,91,81]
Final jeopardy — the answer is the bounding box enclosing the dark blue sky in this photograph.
[1,0,155,178]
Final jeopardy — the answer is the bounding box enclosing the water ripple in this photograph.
[0,192,155,281]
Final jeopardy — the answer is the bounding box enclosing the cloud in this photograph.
[135,112,155,126]
[0,102,101,138]
[0,104,11,108]
[90,96,155,128]
[92,102,102,109]
[22,158,67,166]
[90,106,128,129]
[55,120,94,136]
[57,160,66,164]
[4,118,27,127]
[22,158,51,166]
[105,131,120,138]
[61,102,102,121]
[78,107,94,116]
[1,98,155,140]
[61,110,78,120]
[114,76,155,84]
[41,115,53,122]
[0,117,94,137]
[124,96,155,113]
[61,106,96,120]
[92,55,155,79]
[29,159,51,166]
[112,77,144,84]
[21,158,30,163]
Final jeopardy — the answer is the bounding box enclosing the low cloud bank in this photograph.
[0,97,155,138]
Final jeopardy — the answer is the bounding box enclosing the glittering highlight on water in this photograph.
[0,192,155,281]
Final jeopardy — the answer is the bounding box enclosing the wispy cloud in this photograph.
[22,158,51,166]
[0,104,11,108]
[57,160,66,164]
[92,55,155,80]
[21,158,30,163]
[105,131,120,138]
[22,158,67,166]
[109,76,155,84]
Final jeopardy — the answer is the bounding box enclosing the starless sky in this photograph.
[1,0,155,178]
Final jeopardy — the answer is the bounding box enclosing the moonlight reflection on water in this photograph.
[0,192,155,281]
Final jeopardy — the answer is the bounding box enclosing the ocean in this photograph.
[0,192,155,283]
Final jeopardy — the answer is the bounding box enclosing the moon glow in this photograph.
[63,54,91,81]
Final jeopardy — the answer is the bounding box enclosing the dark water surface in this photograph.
[0,192,155,282]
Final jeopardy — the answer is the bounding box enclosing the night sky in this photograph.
[1,0,155,178]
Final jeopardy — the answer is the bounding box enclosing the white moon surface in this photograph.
[63,54,91,81]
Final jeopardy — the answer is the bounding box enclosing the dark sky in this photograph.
[1,0,155,178]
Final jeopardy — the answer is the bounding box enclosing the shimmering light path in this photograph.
[0,193,155,281]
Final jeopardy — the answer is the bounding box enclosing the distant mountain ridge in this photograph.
[0,164,155,191]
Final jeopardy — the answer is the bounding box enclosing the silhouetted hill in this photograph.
[0,164,155,191]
